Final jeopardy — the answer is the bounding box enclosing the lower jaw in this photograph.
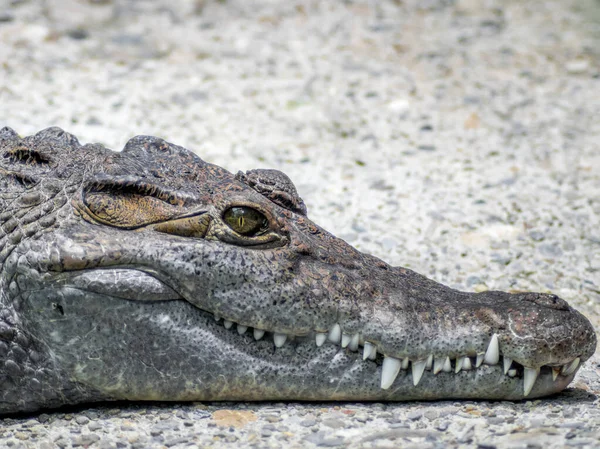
[86,340,575,403]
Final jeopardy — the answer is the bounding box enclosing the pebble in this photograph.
[322,418,345,429]
[354,414,369,423]
[300,418,318,427]
[407,410,423,421]
[20,420,38,428]
[71,434,101,447]
[305,431,345,447]
[424,410,438,420]
[75,416,90,425]
[88,422,104,431]
[164,436,190,447]
[565,59,590,74]
[436,421,450,431]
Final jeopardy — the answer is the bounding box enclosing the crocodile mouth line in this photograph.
[210,312,582,397]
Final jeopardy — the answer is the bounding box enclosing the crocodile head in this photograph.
[0,127,596,414]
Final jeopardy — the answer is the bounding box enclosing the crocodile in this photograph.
[0,127,596,414]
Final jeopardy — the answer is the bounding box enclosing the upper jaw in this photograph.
[196,296,589,398]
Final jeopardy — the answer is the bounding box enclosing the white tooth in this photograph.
[214,315,221,322]
[341,333,351,348]
[442,357,452,372]
[503,357,513,375]
[253,329,265,340]
[552,367,560,381]
[401,357,409,370]
[433,356,446,374]
[328,324,341,343]
[273,333,287,348]
[425,354,433,370]
[224,320,233,329]
[315,332,327,347]
[455,357,464,373]
[349,333,360,351]
[484,334,500,365]
[412,359,427,386]
[381,356,402,389]
[237,325,248,335]
[369,345,377,360]
[363,342,375,360]
[523,367,540,397]
[475,354,484,368]
[508,369,517,377]
[462,357,472,370]
[561,357,580,376]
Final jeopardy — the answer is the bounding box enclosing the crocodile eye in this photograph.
[223,207,269,236]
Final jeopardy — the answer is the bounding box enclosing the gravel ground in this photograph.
[0,0,599,447]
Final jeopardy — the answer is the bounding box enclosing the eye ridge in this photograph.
[223,206,269,236]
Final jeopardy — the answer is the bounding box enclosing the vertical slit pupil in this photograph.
[224,206,268,236]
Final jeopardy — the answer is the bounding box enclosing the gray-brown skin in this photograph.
[0,127,596,415]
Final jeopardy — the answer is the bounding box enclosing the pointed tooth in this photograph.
[442,356,452,372]
[475,354,484,368]
[214,315,221,322]
[349,333,360,351]
[566,357,580,375]
[328,324,341,343]
[411,359,427,386]
[253,329,265,340]
[523,367,540,397]
[381,356,402,390]
[224,320,233,329]
[363,342,375,360]
[273,333,287,348]
[425,354,433,370]
[561,357,580,376]
[401,357,409,370]
[503,357,513,375]
[237,325,248,335]
[455,357,464,373]
[484,334,500,365]
[315,332,327,347]
[462,357,472,370]
[433,356,446,374]
[552,367,560,381]
[508,369,517,377]
[341,333,351,348]
[368,345,377,360]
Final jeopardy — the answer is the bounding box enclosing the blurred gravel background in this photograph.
[0,0,599,447]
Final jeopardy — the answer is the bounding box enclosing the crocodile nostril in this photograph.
[520,293,569,311]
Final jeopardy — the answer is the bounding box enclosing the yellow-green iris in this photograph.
[223,207,269,236]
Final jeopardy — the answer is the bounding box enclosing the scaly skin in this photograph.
[0,127,596,414]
